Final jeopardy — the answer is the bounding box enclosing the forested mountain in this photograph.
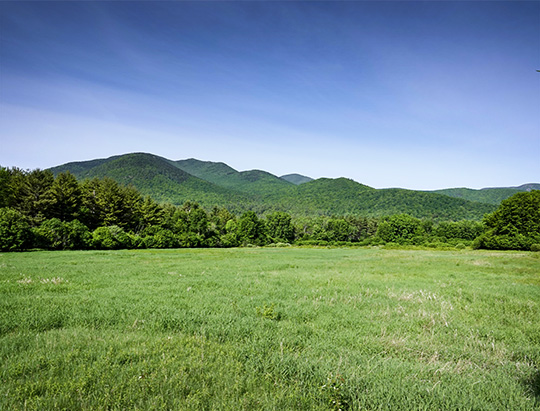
[432,184,540,205]
[50,153,251,208]
[174,158,294,196]
[49,152,498,220]
[280,174,313,185]
[271,180,495,220]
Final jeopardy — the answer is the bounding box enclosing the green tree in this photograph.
[187,207,209,238]
[49,171,81,222]
[0,207,31,251]
[81,178,142,230]
[138,196,164,231]
[377,214,424,244]
[0,167,26,210]
[169,202,208,236]
[475,190,540,250]
[237,211,266,245]
[209,206,236,235]
[0,167,12,208]
[21,169,55,225]
[435,220,484,241]
[326,218,356,242]
[218,219,239,247]
[265,212,295,243]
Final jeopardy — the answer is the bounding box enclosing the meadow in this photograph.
[1,247,539,410]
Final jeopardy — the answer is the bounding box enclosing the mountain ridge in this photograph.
[174,158,294,197]
[432,184,540,205]
[47,152,535,220]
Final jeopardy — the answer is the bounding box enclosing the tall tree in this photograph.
[265,212,295,243]
[0,207,31,251]
[209,206,236,235]
[0,167,14,208]
[49,171,81,222]
[476,190,540,250]
[19,169,55,225]
[81,177,142,229]
[377,214,424,243]
[138,196,164,231]
[237,211,266,245]
[325,218,356,242]
[1,167,26,210]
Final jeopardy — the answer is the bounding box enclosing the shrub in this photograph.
[474,230,533,251]
[153,229,179,248]
[142,235,156,249]
[219,233,238,248]
[178,233,204,248]
[92,226,131,250]
[256,304,281,321]
[35,218,91,250]
[128,233,146,249]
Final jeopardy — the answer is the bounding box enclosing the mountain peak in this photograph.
[280,173,313,185]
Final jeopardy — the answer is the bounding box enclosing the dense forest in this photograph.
[1,166,539,252]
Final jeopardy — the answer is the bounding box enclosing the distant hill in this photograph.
[432,184,540,205]
[49,152,500,220]
[174,159,294,196]
[273,180,494,220]
[280,174,313,185]
[50,153,250,207]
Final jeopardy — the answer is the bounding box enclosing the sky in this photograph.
[1,1,539,190]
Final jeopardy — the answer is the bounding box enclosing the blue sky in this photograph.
[1,1,538,190]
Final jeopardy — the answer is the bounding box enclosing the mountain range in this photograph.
[49,152,537,220]
[432,184,540,205]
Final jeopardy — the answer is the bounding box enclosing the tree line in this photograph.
[1,167,538,251]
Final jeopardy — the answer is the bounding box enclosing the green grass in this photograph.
[1,247,539,410]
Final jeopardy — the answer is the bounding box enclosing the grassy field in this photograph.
[1,247,539,410]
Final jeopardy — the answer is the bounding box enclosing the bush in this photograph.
[35,218,91,250]
[531,244,540,252]
[218,233,238,248]
[92,226,131,250]
[129,233,146,249]
[142,235,156,249]
[474,230,533,251]
[0,207,31,251]
[153,229,179,248]
[178,233,204,248]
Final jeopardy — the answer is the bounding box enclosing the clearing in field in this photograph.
[1,247,539,410]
